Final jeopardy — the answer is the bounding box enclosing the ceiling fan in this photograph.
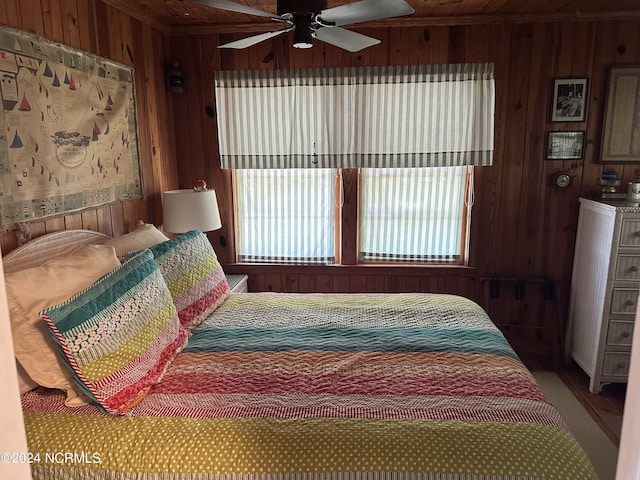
[195,0,415,52]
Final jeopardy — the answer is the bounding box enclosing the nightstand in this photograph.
[226,274,248,293]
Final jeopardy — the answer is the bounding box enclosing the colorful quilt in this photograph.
[22,293,597,480]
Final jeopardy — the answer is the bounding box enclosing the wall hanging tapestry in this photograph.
[0,26,142,227]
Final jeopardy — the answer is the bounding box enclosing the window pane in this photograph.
[359,166,470,263]
[235,169,336,264]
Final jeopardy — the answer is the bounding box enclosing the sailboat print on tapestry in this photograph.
[0,25,142,225]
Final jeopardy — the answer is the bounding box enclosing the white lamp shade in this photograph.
[163,189,222,233]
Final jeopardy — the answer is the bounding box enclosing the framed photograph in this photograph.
[545,131,585,160]
[601,65,640,162]
[550,77,589,122]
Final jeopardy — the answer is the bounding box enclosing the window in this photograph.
[235,168,337,264]
[215,64,494,266]
[359,166,472,264]
[234,166,471,265]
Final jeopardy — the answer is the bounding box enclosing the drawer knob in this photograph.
[630,265,639,273]
[622,331,631,338]
[617,362,627,369]
[625,299,635,306]
[634,231,640,237]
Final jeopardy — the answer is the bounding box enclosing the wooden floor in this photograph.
[522,353,627,447]
[558,362,627,447]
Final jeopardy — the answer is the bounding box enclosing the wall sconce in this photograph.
[165,61,185,94]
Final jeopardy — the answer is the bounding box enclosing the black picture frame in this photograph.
[545,131,585,160]
[550,77,589,123]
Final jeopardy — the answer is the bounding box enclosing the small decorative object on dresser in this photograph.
[227,274,249,293]
[598,168,624,199]
[568,197,640,393]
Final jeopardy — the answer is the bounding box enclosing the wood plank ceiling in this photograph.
[102,0,640,34]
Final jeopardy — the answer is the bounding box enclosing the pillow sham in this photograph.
[42,249,188,416]
[145,230,229,333]
[16,361,38,395]
[102,221,169,256]
[5,244,121,406]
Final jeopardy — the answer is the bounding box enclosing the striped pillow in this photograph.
[42,249,188,416]
[147,230,229,333]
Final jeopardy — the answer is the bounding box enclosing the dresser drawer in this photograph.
[615,254,640,281]
[620,219,640,247]
[610,288,640,314]
[602,352,631,377]
[606,321,635,346]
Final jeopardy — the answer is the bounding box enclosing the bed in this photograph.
[4,226,597,480]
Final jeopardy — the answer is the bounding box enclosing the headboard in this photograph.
[2,230,111,274]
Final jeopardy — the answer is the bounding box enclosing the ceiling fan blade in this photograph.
[318,0,414,27]
[196,0,280,20]
[218,28,293,49]
[313,27,380,52]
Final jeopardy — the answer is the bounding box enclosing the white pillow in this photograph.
[16,361,38,395]
[5,244,121,406]
[102,221,169,256]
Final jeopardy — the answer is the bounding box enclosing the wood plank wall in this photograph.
[0,0,179,253]
[1,2,639,363]
[170,21,640,362]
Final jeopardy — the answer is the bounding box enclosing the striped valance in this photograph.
[215,63,495,169]
[215,64,494,87]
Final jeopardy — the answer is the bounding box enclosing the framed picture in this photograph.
[545,131,585,160]
[550,77,588,122]
[601,65,640,162]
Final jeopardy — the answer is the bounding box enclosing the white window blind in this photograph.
[360,166,471,263]
[235,168,336,264]
[215,63,494,169]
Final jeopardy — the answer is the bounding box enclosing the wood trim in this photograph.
[340,168,359,265]
[460,166,473,265]
[224,263,479,277]
[222,263,481,297]
[100,0,170,32]
[169,11,640,36]
[225,170,239,263]
[334,170,342,265]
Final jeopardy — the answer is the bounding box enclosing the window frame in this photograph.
[355,166,473,266]
[231,168,339,265]
[232,167,473,266]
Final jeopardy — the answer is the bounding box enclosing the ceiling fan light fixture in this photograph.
[293,36,313,49]
[293,15,313,48]
[292,15,314,49]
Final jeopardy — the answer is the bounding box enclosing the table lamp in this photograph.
[162,188,222,233]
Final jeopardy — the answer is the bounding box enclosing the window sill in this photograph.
[222,263,478,278]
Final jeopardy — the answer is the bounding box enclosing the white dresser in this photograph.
[568,197,640,393]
